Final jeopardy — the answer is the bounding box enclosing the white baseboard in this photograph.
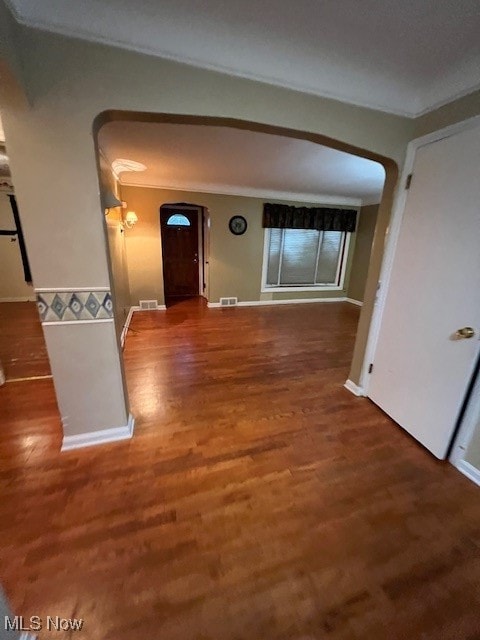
[61,413,135,451]
[454,459,480,487]
[121,305,166,347]
[346,298,363,306]
[120,306,135,348]
[344,379,366,396]
[0,296,36,302]
[208,297,349,308]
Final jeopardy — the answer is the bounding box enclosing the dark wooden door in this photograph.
[160,208,199,298]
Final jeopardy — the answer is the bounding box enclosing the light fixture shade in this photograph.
[102,189,123,210]
[125,211,138,225]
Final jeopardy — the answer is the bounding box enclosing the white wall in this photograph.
[0,192,35,300]
[347,204,379,302]
[106,220,131,338]
[100,153,132,339]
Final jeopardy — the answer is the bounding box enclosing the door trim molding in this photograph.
[449,360,480,470]
[359,114,480,397]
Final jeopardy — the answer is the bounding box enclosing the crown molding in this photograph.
[119,180,363,207]
[4,5,415,118]
[414,80,480,118]
[6,2,478,119]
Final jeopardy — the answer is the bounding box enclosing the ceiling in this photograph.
[98,122,385,205]
[6,0,480,117]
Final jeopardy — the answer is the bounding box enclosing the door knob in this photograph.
[455,327,475,339]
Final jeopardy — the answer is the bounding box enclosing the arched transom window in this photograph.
[166,213,191,226]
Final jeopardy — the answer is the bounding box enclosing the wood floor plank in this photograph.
[0,298,479,639]
[0,301,51,380]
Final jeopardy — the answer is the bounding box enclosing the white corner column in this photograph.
[36,289,133,450]
[0,80,133,451]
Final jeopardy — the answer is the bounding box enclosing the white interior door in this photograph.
[368,124,480,459]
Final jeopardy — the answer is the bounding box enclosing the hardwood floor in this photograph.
[0,301,51,380]
[1,299,479,639]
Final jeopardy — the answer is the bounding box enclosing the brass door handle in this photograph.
[455,327,475,339]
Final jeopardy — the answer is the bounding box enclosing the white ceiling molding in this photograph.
[6,0,480,118]
[119,180,363,207]
[414,60,480,117]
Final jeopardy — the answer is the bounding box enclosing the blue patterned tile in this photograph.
[37,295,48,321]
[85,293,101,318]
[36,290,114,323]
[102,292,113,314]
[68,293,84,319]
[51,294,66,319]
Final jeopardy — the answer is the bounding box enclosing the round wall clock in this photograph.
[229,215,247,235]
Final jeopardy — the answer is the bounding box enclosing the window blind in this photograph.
[266,229,344,286]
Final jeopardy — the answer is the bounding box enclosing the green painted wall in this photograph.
[120,185,360,305]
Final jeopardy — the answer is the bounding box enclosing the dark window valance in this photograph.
[263,203,357,232]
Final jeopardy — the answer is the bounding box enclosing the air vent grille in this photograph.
[220,297,238,307]
[139,300,158,310]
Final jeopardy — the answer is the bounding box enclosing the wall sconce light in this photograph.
[124,211,138,229]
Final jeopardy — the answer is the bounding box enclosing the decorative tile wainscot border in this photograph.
[36,289,113,323]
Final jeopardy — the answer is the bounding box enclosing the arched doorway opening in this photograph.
[93,111,397,391]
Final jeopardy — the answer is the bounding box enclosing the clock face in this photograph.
[229,215,247,235]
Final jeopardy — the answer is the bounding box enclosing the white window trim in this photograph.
[260,228,350,293]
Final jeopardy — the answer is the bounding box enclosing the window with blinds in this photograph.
[265,228,347,288]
